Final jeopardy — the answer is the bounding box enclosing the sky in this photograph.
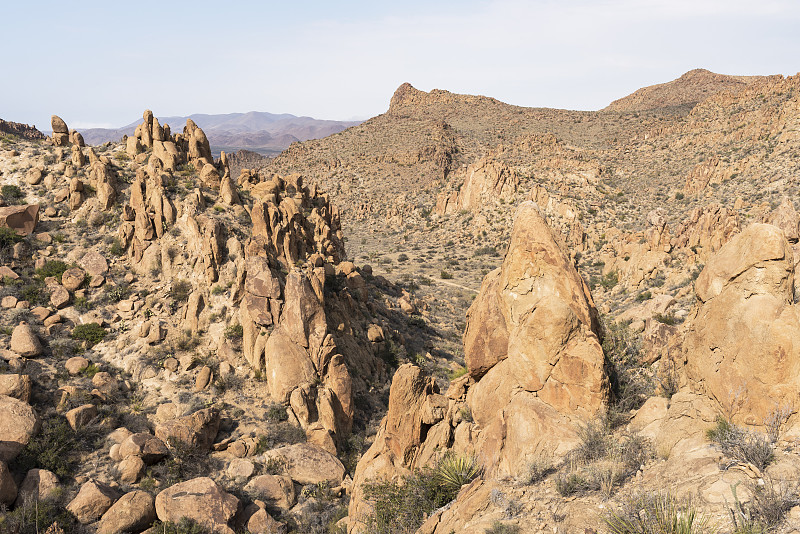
[2,0,799,131]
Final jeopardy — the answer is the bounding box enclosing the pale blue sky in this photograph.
[2,0,798,131]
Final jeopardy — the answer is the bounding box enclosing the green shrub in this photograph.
[104,283,130,303]
[170,280,193,303]
[150,518,211,534]
[706,417,773,470]
[602,319,653,422]
[599,271,619,290]
[636,290,652,302]
[1,184,24,204]
[224,324,243,339]
[448,366,468,380]
[486,522,521,534]
[72,323,107,348]
[35,260,69,282]
[654,313,678,326]
[109,238,125,256]
[728,477,798,531]
[11,418,78,478]
[0,226,23,250]
[440,270,453,279]
[604,491,715,534]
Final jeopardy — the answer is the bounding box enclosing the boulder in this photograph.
[65,356,90,375]
[154,407,219,450]
[51,115,69,134]
[0,395,40,461]
[65,404,97,430]
[14,469,59,507]
[0,374,32,402]
[262,443,345,486]
[79,250,109,276]
[0,460,17,506]
[243,474,296,511]
[684,223,800,426]
[155,477,239,534]
[244,504,286,534]
[118,455,146,484]
[66,480,120,524]
[10,323,42,357]
[61,267,85,291]
[96,490,156,534]
[0,205,39,236]
[119,433,169,464]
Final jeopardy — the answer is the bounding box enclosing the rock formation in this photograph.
[436,154,519,214]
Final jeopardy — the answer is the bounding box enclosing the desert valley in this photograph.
[1,67,800,534]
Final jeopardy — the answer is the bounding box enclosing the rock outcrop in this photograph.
[436,155,519,215]
[682,223,800,427]
[0,205,39,237]
[348,202,609,530]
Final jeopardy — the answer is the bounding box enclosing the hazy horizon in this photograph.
[3,0,798,132]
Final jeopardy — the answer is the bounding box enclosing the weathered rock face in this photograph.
[238,174,383,447]
[0,395,40,461]
[349,202,609,531]
[682,223,800,427]
[0,461,17,506]
[0,204,39,237]
[96,490,156,534]
[66,480,120,524]
[436,155,519,215]
[14,469,59,507]
[51,115,70,146]
[464,202,607,470]
[155,477,239,534]
[261,443,345,486]
[154,407,220,449]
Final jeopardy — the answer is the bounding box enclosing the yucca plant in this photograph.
[433,452,483,496]
[604,491,717,534]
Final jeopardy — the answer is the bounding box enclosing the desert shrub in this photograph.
[440,270,453,279]
[602,319,654,423]
[520,455,555,485]
[0,226,23,250]
[19,281,48,305]
[149,518,210,534]
[636,290,652,302]
[170,279,193,303]
[224,324,243,339]
[73,295,93,312]
[35,259,69,282]
[11,418,78,478]
[706,418,773,470]
[485,522,521,534]
[599,271,619,290]
[448,366,468,380]
[109,238,125,256]
[265,402,289,423]
[1,184,25,204]
[604,491,715,534]
[397,253,409,262]
[103,283,130,302]
[72,323,107,347]
[363,453,482,533]
[474,245,496,256]
[0,491,82,534]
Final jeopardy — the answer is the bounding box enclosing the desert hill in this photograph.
[604,68,774,112]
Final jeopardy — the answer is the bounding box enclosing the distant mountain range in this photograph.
[80,111,362,156]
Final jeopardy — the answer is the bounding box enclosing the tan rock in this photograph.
[684,223,800,426]
[25,167,43,185]
[30,306,50,321]
[10,323,42,357]
[0,460,17,506]
[1,295,17,308]
[0,374,32,402]
[263,443,345,486]
[194,365,213,391]
[243,474,296,511]
[79,250,109,276]
[0,395,40,461]
[65,404,97,430]
[119,433,169,464]
[61,267,85,291]
[51,115,69,134]
[118,455,146,484]
[66,480,119,524]
[227,458,255,480]
[65,356,90,375]
[14,469,59,506]
[154,408,220,450]
[96,490,156,534]
[154,477,239,534]
[245,505,286,534]
[49,285,70,308]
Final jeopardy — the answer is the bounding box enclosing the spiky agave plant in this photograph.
[604,491,717,534]
[432,452,483,497]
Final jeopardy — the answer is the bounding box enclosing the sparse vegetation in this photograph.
[604,491,715,534]
[706,417,773,470]
[71,323,107,347]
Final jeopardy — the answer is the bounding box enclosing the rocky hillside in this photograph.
[603,68,774,112]
[2,66,800,534]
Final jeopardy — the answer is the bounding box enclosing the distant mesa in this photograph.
[0,119,46,141]
[603,68,776,112]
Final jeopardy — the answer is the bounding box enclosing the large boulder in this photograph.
[154,407,219,450]
[0,205,39,236]
[0,395,40,461]
[262,443,345,486]
[14,469,59,507]
[0,374,32,402]
[464,202,607,474]
[119,433,168,464]
[10,322,43,357]
[155,477,239,534]
[683,223,800,426]
[96,490,156,534]
[67,480,120,524]
[243,474,296,511]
